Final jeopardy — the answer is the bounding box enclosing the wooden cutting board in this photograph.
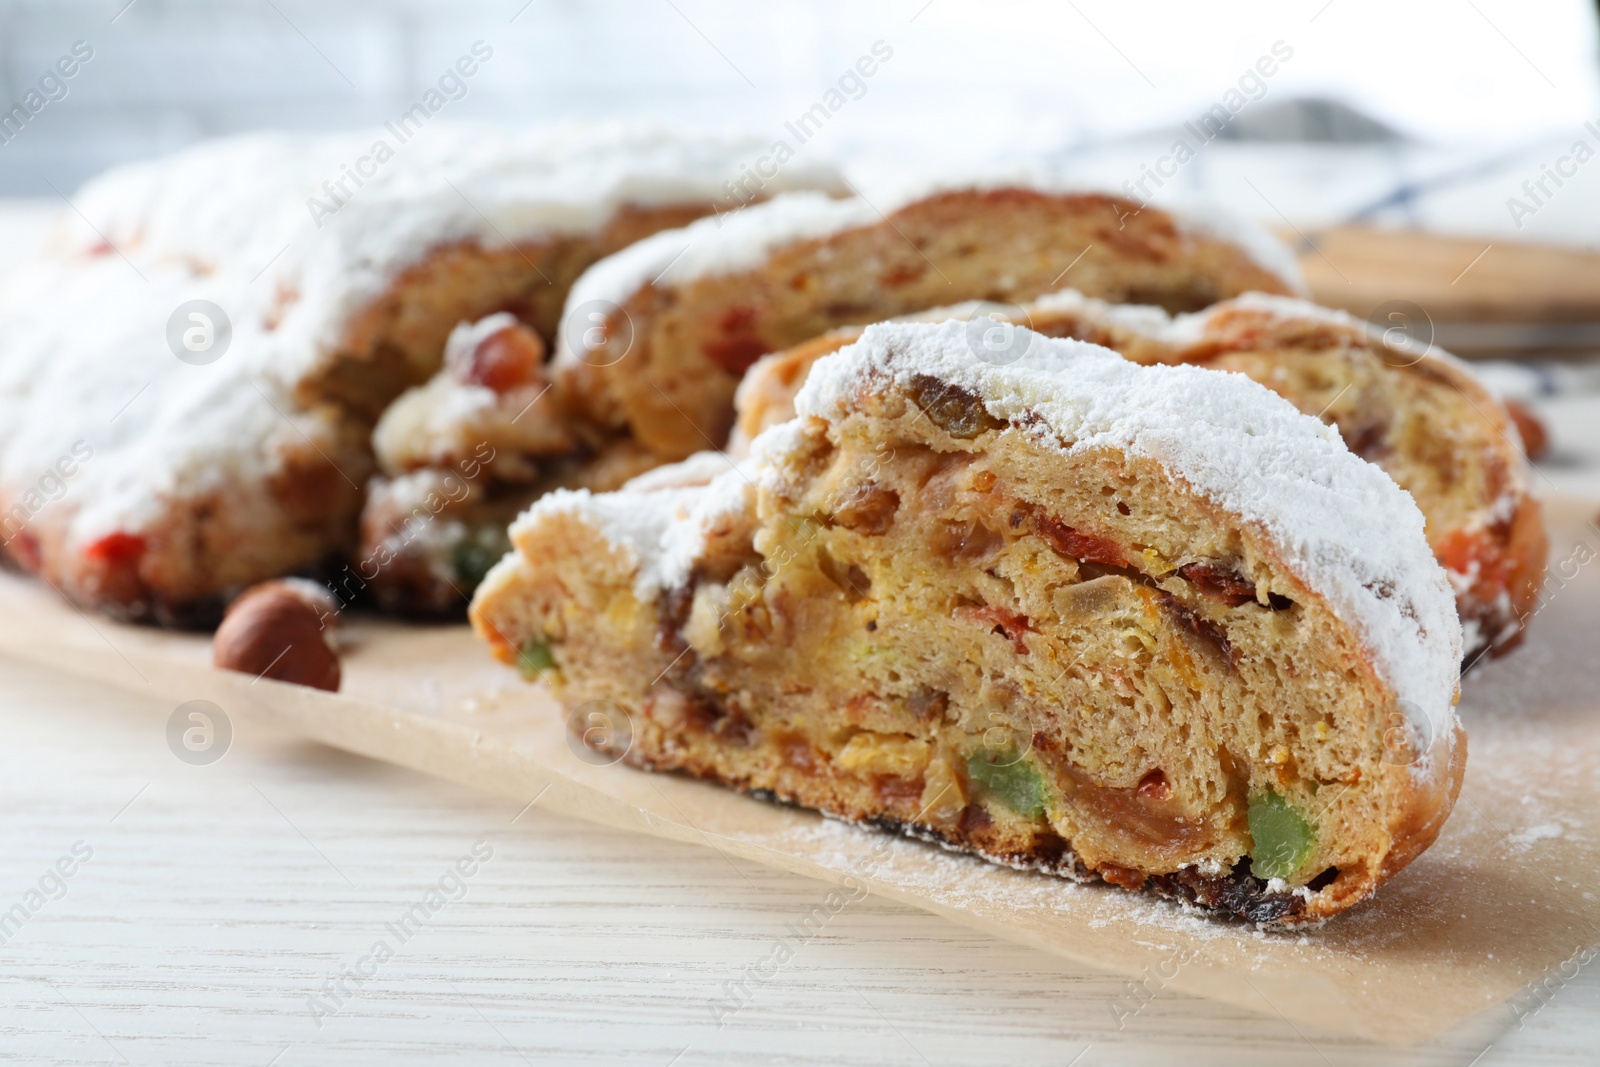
[0,494,1597,1045]
[1279,227,1600,359]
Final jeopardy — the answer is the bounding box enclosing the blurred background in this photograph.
[0,0,1597,239]
[4,0,1600,380]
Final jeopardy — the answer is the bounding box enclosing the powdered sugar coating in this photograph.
[794,321,1462,745]
[1031,288,1530,545]
[52,123,845,386]
[1033,288,1466,371]
[0,124,840,559]
[556,191,879,366]
[443,312,523,377]
[512,466,752,601]
[553,178,1304,370]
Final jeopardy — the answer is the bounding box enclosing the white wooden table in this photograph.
[2,204,1598,1066]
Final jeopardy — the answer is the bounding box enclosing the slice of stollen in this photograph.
[473,321,1463,924]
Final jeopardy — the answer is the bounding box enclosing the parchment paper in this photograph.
[3,496,1597,1045]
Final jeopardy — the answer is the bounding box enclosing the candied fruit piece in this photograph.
[85,531,147,566]
[1178,561,1257,606]
[909,374,1004,438]
[966,749,1048,819]
[830,483,899,534]
[517,638,557,681]
[1035,514,1125,567]
[1248,790,1315,880]
[451,525,510,589]
[455,323,546,393]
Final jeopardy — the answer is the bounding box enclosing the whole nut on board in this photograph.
[212,579,341,691]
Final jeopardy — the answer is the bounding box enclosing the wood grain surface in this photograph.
[1282,227,1600,328]
[1,209,1598,1066]
[1,657,1596,1067]
[4,485,1600,1065]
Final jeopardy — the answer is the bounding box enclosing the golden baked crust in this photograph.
[556,188,1302,461]
[473,323,1464,924]
[0,215,709,626]
[302,204,716,421]
[0,127,841,626]
[730,293,1547,661]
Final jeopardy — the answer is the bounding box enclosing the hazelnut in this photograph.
[212,579,341,691]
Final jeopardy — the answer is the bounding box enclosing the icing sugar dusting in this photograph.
[555,191,879,367]
[513,462,753,601]
[794,320,1463,742]
[443,312,522,376]
[554,180,1304,370]
[0,123,839,552]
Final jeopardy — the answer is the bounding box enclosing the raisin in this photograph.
[907,687,949,723]
[908,374,1004,438]
[876,774,926,807]
[456,322,545,392]
[1035,514,1126,567]
[1136,769,1172,801]
[1099,864,1147,889]
[932,519,1002,561]
[957,803,994,834]
[1145,858,1305,923]
[1178,562,1257,607]
[711,706,758,746]
[817,549,871,601]
[879,262,926,287]
[1342,418,1390,460]
[702,304,768,374]
[1156,592,1240,670]
[702,336,771,374]
[830,483,899,534]
[778,733,819,773]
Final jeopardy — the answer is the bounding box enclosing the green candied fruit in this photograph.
[1248,791,1315,881]
[517,638,558,681]
[452,524,511,589]
[451,540,499,589]
[967,749,1048,819]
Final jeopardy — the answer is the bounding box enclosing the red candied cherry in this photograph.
[84,531,147,566]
